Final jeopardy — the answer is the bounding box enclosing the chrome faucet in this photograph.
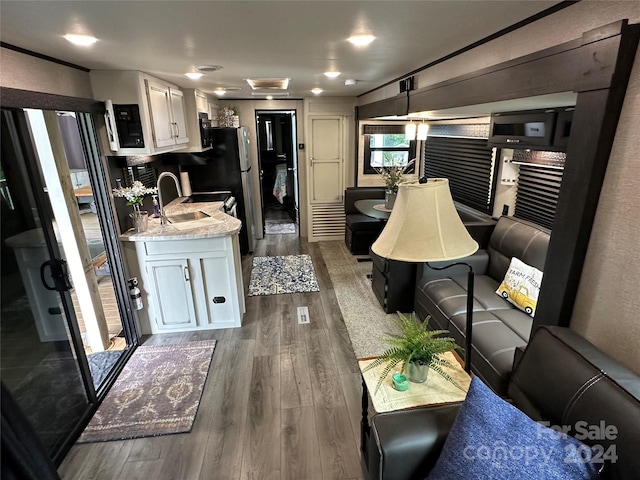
[156,172,183,225]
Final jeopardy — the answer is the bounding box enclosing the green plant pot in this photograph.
[407,362,429,383]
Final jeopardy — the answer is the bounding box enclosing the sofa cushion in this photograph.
[345,213,385,231]
[448,310,528,395]
[496,257,543,316]
[509,326,640,480]
[486,216,550,283]
[426,377,600,480]
[491,309,533,342]
[419,275,513,322]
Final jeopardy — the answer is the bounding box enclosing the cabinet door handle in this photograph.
[175,122,180,138]
[184,266,190,282]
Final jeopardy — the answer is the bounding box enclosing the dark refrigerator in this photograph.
[182,127,257,254]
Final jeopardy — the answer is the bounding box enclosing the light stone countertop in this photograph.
[119,197,242,242]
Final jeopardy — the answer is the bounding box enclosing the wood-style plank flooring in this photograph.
[59,233,366,480]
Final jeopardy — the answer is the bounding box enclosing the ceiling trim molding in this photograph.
[1,42,90,72]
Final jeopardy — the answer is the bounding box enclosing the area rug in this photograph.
[248,254,320,296]
[318,241,399,359]
[77,339,216,443]
[87,350,124,388]
[265,221,297,234]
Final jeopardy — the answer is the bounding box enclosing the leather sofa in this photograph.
[345,187,386,255]
[414,216,550,395]
[366,326,640,480]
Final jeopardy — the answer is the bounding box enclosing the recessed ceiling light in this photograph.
[348,34,375,46]
[345,79,357,86]
[311,88,323,95]
[185,72,203,80]
[324,71,341,78]
[266,95,273,100]
[64,34,97,46]
[214,89,226,96]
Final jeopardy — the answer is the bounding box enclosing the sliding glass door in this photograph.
[1,108,94,458]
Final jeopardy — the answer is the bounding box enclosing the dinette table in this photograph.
[353,199,392,221]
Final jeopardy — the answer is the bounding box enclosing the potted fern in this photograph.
[363,312,462,392]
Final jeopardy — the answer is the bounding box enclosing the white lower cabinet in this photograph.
[124,235,244,334]
[146,258,198,330]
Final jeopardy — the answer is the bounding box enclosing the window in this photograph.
[363,124,416,174]
[512,150,566,230]
[423,136,496,213]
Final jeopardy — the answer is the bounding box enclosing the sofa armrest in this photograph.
[416,250,490,281]
[368,404,461,480]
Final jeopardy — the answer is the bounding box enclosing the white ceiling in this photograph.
[1,1,562,100]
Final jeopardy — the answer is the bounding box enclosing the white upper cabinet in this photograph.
[195,90,209,113]
[145,79,189,148]
[169,88,189,145]
[180,88,218,152]
[90,70,189,155]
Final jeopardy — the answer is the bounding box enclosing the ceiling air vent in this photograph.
[246,78,290,90]
[196,65,224,72]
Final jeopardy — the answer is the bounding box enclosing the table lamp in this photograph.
[371,178,479,373]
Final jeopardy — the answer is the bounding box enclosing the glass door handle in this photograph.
[40,258,72,292]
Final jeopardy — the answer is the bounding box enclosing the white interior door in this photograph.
[307,115,347,241]
[309,116,344,203]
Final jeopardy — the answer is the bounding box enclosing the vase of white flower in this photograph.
[129,206,149,233]
[112,180,157,233]
[377,166,404,210]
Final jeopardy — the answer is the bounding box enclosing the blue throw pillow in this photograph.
[426,377,600,480]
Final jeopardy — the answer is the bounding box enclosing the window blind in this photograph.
[423,137,495,213]
[362,124,406,135]
[514,164,563,230]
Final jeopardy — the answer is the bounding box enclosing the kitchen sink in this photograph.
[166,211,210,223]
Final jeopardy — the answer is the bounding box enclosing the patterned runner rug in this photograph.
[248,254,320,296]
[78,339,216,443]
[319,241,400,358]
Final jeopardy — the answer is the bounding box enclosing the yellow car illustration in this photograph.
[500,284,537,315]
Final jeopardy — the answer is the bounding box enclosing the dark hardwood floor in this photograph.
[59,233,366,480]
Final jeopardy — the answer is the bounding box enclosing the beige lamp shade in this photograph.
[371,179,479,262]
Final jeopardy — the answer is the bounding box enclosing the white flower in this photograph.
[112,181,157,206]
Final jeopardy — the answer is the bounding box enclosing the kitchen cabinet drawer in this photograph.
[144,237,226,256]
